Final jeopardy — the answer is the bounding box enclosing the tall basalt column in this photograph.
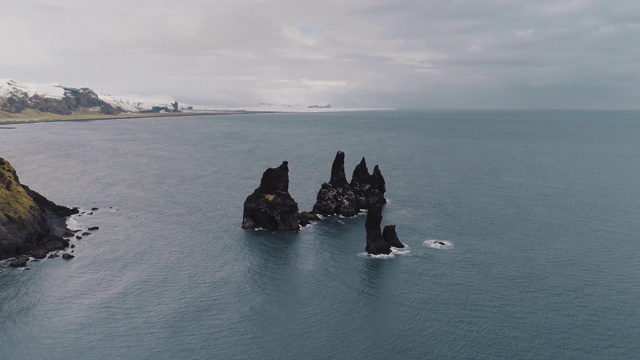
[329,150,349,188]
[364,205,392,255]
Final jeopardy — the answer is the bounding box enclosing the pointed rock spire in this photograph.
[329,150,349,188]
[258,161,289,193]
[351,157,370,186]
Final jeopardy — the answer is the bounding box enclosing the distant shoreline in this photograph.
[0,108,394,126]
[0,110,272,126]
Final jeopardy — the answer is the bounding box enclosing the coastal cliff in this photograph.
[0,157,78,264]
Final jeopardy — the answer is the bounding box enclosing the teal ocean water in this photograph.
[1,110,639,359]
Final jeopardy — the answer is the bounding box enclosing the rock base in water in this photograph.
[365,205,404,255]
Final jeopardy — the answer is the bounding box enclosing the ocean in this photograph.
[1,110,639,359]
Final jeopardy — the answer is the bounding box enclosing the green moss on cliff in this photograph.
[0,158,38,222]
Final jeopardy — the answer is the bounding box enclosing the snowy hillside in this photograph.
[0,79,179,114]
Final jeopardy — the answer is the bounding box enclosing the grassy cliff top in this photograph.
[0,157,38,222]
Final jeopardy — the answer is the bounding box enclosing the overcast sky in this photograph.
[1,0,639,109]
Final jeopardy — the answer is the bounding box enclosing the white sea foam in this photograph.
[299,221,318,230]
[391,245,411,255]
[357,252,395,259]
[357,246,410,259]
[423,239,454,249]
[66,217,80,231]
[336,219,346,225]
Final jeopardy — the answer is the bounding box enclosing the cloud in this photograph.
[0,0,639,109]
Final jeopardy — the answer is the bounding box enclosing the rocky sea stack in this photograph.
[365,205,404,255]
[0,157,78,264]
[312,151,386,217]
[242,161,301,231]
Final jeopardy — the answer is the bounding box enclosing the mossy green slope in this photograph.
[0,156,77,261]
[0,158,39,223]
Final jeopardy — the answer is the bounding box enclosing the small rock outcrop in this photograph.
[365,206,404,255]
[382,224,404,248]
[0,157,79,263]
[312,151,386,217]
[299,211,321,227]
[242,161,300,231]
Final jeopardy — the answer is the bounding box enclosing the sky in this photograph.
[1,0,639,109]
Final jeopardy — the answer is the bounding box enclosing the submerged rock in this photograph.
[0,157,79,261]
[242,161,300,231]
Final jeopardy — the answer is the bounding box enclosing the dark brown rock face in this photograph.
[242,161,300,231]
[312,151,386,217]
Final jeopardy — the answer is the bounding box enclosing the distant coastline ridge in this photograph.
[0,79,181,117]
[197,103,396,113]
[0,79,395,123]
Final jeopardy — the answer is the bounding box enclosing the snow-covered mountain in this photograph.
[0,79,179,115]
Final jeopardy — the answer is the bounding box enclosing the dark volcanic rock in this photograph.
[9,255,29,267]
[312,151,387,217]
[299,211,321,227]
[382,224,404,248]
[329,150,349,188]
[242,161,300,231]
[312,151,358,217]
[300,211,321,222]
[32,248,48,259]
[62,253,75,260]
[350,158,387,210]
[88,226,99,231]
[365,205,392,255]
[0,157,78,261]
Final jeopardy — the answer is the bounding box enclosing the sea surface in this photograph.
[1,110,639,359]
